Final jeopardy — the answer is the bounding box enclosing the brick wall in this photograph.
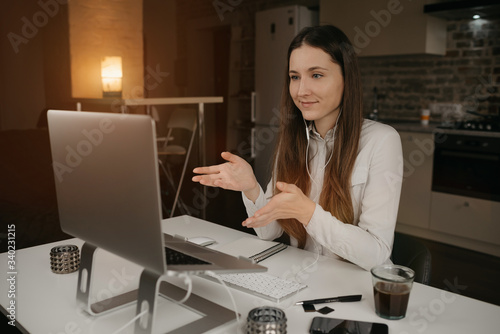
[360,18,500,121]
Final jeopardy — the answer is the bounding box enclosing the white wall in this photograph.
[68,0,144,99]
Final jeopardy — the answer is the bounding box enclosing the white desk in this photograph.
[2,215,500,333]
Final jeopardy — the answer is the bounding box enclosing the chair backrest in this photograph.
[168,109,197,132]
[391,232,432,285]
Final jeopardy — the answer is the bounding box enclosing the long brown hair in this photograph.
[273,25,364,248]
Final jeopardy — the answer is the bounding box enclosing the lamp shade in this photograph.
[101,56,122,97]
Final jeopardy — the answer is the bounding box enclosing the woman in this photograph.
[192,25,403,271]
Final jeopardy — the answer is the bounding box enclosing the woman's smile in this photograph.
[300,100,318,108]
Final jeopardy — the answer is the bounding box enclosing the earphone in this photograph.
[305,119,310,142]
[304,109,342,202]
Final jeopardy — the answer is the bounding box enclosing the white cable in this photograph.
[110,272,193,334]
[304,109,342,202]
[110,309,148,334]
[166,271,193,304]
[177,273,193,304]
[300,113,341,279]
[294,237,320,283]
[205,270,240,323]
[305,140,322,203]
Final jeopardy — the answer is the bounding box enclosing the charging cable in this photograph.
[110,309,148,334]
[205,270,240,323]
[110,271,193,334]
[166,271,193,304]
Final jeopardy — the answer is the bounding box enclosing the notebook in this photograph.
[215,237,287,263]
[47,109,266,276]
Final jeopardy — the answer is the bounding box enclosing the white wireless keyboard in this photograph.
[201,272,307,303]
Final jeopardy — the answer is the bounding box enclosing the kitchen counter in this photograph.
[379,119,500,138]
[379,119,438,133]
[393,117,500,258]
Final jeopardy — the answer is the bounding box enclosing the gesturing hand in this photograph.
[242,181,316,228]
[192,152,260,201]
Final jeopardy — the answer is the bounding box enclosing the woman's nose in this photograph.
[297,79,311,96]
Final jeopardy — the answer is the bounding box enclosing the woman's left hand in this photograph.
[242,181,316,228]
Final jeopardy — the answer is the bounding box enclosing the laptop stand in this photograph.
[76,242,237,333]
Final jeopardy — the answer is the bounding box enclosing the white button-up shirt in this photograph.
[242,119,404,270]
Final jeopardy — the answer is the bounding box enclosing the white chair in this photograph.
[156,108,197,217]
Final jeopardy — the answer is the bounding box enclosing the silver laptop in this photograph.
[47,109,266,276]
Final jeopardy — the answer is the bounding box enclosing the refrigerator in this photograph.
[252,6,318,188]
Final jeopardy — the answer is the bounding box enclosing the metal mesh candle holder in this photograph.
[50,245,80,274]
[246,306,287,334]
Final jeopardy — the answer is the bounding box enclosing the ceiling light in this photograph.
[472,14,481,19]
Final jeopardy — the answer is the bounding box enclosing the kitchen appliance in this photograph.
[252,5,318,187]
[438,110,500,132]
[432,133,500,202]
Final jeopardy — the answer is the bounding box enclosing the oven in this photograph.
[432,133,500,202]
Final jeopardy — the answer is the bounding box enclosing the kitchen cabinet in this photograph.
[429,192,500,246]
[397,131,434,229]
[394,127,500,257]
[319,0,446,56]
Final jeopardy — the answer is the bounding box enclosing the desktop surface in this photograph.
[1,215,500,333]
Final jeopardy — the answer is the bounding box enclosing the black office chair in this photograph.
[391,232,432,285]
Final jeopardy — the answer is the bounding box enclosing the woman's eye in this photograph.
[312,73,323,79]
[290,75,299,80]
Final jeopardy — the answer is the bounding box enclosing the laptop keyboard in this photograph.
[164,246,210,265]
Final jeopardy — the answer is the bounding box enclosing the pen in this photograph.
[295,294,362,305]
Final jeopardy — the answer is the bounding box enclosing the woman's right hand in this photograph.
[192,152,260,202]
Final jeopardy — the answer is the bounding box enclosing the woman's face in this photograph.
[289,44,344,137]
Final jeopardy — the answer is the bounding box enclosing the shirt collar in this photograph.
[307,121,336,142]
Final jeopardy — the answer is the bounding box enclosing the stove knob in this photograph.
[486,124,492,131]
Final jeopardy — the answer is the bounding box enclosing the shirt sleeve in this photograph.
[241,181,284,240]
[305,127,403,271]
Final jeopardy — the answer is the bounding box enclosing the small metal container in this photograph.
[246,306,287,334]
[50,245,80,274]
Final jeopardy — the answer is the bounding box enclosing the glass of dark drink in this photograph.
[371,264,415,320]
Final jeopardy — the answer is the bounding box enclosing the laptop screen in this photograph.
[48,110,167,275]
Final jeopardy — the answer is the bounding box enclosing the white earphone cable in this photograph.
[304,109,342,202]
[294,236,320,283]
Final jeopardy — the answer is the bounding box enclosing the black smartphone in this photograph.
[309,316,388,334]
